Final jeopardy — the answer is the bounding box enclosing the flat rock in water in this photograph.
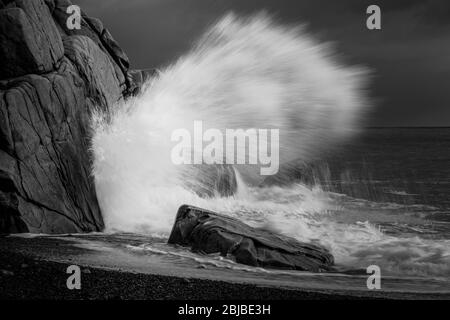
[168,205,334,272]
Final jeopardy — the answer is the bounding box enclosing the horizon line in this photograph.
[365,126,450,129]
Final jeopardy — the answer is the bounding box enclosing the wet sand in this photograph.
[0,235,448,300]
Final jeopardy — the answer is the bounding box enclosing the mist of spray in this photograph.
[91,13,369,234]
[90,14,450,278]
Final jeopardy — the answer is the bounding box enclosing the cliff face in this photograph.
[0,0,133,233]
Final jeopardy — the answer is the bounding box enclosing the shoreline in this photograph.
[1,235,449,300]
[0,249,361,300]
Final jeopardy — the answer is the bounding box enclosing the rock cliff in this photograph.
[0,0,135,233]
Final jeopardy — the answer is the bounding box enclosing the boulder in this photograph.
[168,205,334,272]
[0,0,132,233]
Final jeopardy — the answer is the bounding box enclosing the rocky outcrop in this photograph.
[0,0,133,233]
[168,205,334,272]
[128,68,160,95]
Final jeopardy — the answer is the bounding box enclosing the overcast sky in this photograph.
[75,0,450,126]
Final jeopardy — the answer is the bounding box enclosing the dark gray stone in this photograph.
[168,205,334,272]
[0,0,64,79]
[0,0,132,233]
[50,0,130,92]
[63,35,123,107]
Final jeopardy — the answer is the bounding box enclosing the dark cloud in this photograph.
[74,0,450,126]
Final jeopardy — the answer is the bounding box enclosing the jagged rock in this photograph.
[50,0,130,92]
[168,205,334,272]
[63,35,122,107]
[0,0,132,233]
[128,68,160,96]
[0,0,64,78]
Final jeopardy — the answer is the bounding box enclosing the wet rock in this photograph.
[128,68,161,95]
[63,35,123,107]
[0,0,132,233]
[51,0,129,92]
[168,205,334,272]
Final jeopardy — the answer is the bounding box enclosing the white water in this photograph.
[91,14,450,279]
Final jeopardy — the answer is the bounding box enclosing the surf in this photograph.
[90,13,450,279]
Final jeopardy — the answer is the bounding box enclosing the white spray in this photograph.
[90,14,450,277]
[91,13,367,232]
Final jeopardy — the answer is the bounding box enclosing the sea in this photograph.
[87,15,450,295]
[60,128,449,295]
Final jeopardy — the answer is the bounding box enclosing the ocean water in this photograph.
[308,127,450,236]
[322,128,450,214]
[83,128,450,293]
[89,14,450,292]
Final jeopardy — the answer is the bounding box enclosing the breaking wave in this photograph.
[91,14,450,278]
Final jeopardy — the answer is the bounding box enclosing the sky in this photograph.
[75,0,450,127]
